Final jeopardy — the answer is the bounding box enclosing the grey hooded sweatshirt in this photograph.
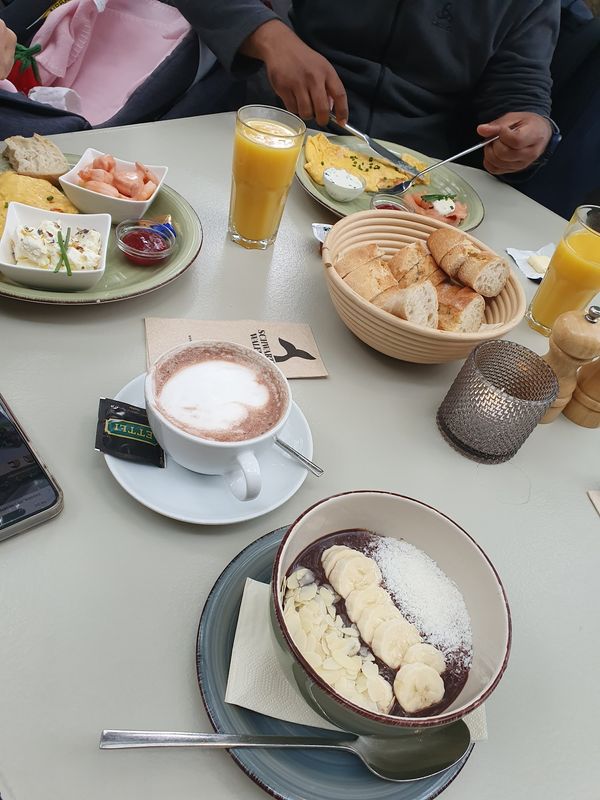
[172,0,560,158]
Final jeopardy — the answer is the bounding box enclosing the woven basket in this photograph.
[322,209,526,364]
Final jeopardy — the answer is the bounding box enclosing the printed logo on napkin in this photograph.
[145,318,328,378]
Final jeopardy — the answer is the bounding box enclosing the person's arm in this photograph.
[166,0,348,125]
[0,20,16,80]
[241,19,348,125]
[473,1,560,174]
[166,0,278,74]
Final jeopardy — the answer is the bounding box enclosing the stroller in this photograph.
[0,0,244,137]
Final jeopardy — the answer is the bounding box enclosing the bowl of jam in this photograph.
[370,194,411,212]
[115,219,177,266]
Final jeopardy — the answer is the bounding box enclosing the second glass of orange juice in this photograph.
[527,205,600,336]
[228,105,306,250]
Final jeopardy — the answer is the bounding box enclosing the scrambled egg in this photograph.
[0,171,78,235]
[304,133,429,193]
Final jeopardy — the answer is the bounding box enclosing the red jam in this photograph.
[374,202,403,210]
[121,229,169,265]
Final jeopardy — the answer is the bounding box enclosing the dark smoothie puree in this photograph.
[288,529,471,717]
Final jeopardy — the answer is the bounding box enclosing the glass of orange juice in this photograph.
[228,105,306,250]
[527,205,600,336]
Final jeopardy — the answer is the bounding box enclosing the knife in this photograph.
[328,114,420,177]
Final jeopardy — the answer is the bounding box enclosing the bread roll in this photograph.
[456,252,509,298]
[388,241,437,287]
[372,280,438,329]
[428,268,447,287]
[4,133,70,184]
[428,227,509,297]
[436,283,485,332]
[334,243,384,278]
[427,228,465,268]
[343,259,397,301]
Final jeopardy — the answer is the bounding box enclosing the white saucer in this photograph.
[103,374,313,525]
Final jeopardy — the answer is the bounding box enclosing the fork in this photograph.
[387,136,500,195]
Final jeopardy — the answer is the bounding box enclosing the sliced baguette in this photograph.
[436,282,485,332]
[372,279,438,329]
[428,227,509,297]
[428,267,447,287]
[334,243,384,278]
[388,241,426,285]
[343,259,397,302]
[388,241,438,287]
[3,133,70,184]
[457,252,509,298]
[427,228,465,266]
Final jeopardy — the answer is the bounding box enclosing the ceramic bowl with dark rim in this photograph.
[271,491,511,736]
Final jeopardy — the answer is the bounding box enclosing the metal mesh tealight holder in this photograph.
[437,340,559,463]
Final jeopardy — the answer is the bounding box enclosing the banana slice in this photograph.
[357,600,402,644]
[371,618,422,669]
[393,663,445,713]
[402,643,446,675]
[328,554,382,598]
[321,545,355,578]
[345,585,391,623]
[366,673,394,714]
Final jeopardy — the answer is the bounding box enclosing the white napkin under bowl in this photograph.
[225,579,487,741]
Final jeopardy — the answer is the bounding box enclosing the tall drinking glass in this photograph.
[527,205,600,336]
[228,105,306,250]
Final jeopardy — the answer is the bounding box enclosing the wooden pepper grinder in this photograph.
[563,353,600,427]
[540,305,600,424]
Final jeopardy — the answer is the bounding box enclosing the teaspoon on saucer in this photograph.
[275,437,324,476]
[100,722,471,783]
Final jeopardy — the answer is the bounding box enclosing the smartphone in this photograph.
[0,393,63,542]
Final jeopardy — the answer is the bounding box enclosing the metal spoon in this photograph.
[274,437,324,476]
[100,723,471,783]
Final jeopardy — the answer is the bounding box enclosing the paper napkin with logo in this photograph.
[145,318,328,379]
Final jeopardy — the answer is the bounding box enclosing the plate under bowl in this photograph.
[197,525,474,800]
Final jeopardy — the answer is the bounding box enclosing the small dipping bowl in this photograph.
[370,193,411,212]
[323,168,365,202]
[115,219,177,266]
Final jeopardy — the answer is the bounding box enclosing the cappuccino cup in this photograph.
[144,340,292,501]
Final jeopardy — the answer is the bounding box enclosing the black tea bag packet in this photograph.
[95,398,165,468]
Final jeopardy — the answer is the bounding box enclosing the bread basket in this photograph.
[322,210,526,364]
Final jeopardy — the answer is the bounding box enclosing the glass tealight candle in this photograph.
[437,340,558,463]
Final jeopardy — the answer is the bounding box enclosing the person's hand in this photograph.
[0,21,17,81]
[477,112,552,175]
[241,20,348,127]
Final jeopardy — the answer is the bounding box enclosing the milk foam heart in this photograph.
[159,361,269,432]
[152,343,288,443]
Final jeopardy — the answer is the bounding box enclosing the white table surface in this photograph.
[0,114,598,800]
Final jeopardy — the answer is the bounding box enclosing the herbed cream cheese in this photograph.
[11,222,102,271]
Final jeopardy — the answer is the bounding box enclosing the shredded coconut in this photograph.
[370,537,472,667]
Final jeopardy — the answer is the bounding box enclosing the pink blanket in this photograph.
[32,0,190,125]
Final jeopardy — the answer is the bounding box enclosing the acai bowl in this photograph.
[271,491,511,734]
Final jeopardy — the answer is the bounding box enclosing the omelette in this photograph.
[0,172,78,235]
[304,133,430,193]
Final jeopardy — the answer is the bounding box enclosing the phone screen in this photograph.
[0,402,59,531]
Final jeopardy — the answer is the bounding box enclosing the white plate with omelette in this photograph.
[295,133,484,231]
